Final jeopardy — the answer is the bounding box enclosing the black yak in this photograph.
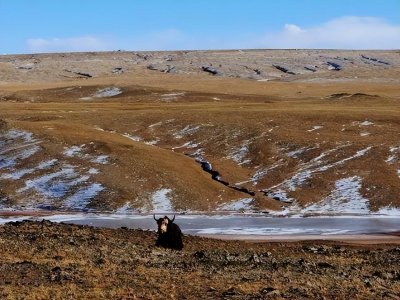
[154,215,183,250]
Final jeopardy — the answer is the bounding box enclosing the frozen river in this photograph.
[1,213,399,240]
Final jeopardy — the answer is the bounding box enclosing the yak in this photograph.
[154,215,183,250]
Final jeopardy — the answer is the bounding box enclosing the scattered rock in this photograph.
[317,262,334,269]
[327,61,342,71]
[17,64,34,70]
[147,64,158,71]
[361,55,390,65]
[147,64,176,73]
[64,69,93,78]
[272,64,296,75]
[222,287,239,296]
[304,66,317,72]
[201,66,220,75]
[261,287,280,296]
[163,65,176,73]
[112,67,124,74]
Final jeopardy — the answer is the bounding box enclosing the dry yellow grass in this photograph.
[0,51,399,213]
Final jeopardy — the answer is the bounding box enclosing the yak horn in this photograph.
[153,214,157,221]
[171,215,175,222]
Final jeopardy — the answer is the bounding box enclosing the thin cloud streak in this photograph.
[25,17,400,53]
[259,16,400,49]
[26,36,111,53]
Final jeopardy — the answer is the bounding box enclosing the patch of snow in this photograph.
[0,159,15,169]
[88,168,99,174]
[287,147,310,158]
[226,141,250,164]
[172,141,200,149]
[360,120,374,126]
[123,133,142,142]
[236,162,283,185]
[91,155,109,164]
[93,87,122,98]
[375,206,400,216]
[189,148,205,158]
[149,121,163,128]
[160,92,185,101]
[266,145,372,200]
[18,167,78,197]
[1,159,58,180]
[5,130,35,142]
[151,188,173,212]
[64,183,104,209]
[308,125,323,132]
[360,132,370,137]
[144,138,160,146]
[161,92,185,98]
[63,145,83,157]
[173,125,200,139]
[293,146,371,190]
[218,198,254,212]
[239,159,252,165]
[116,201,133,214]
[302,176,369,214]
[386,146,399,164]
[0,145,41,169]
[268,204,301,216]
[264,189,293,203]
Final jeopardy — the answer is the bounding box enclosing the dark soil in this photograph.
[0,220,399,299]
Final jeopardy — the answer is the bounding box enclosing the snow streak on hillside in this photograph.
[0,129,106,210]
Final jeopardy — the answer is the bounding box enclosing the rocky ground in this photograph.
[0,220,399,299]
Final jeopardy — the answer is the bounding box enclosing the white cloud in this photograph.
[26,36,110,53]
[25,17,400,53]
[259,16,400,49]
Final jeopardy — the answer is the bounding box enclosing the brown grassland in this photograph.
[0,50,399,212]
[0,50,400,298]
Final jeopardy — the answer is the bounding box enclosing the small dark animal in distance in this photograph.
[154,215,183,250]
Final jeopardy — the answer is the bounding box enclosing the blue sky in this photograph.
[1,0,399,54]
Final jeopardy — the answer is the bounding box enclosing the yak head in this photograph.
[154,215,175,234]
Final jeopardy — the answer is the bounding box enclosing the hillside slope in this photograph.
[0,50,399,215]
